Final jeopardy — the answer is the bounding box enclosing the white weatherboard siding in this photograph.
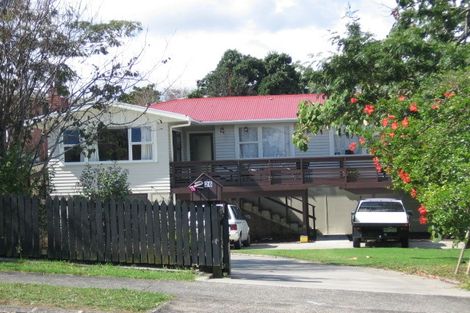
[212,123,332,160]
[294,131,331,157]
[215,125,236,160]
[48,105,181,202]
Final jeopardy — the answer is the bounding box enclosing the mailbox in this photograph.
[188,173,223,201]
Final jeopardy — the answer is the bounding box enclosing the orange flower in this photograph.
[398,95,406,101]
[359,137,366,145]
[373,157,382,172]
[401,117,409,127]
[419,216,428,225]
[418,204,427,216]
[410,188,417,198]
[398,169,411,184]
[409,102,418,112]
[391,121,398,130]
[363,104,375,115]
[444,91,455,98]
[348,142,357,152]
[389,132,395,138]
[381,117,389,127]
[431,104,440,110]
[387,114,396,119]
[350,97,359,104]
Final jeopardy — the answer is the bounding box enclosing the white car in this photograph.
[219,203,250,249]
[351,198,411,248]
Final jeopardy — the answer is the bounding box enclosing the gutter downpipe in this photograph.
[169,117,193,203]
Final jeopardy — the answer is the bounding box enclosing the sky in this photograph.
[79,0,397,92]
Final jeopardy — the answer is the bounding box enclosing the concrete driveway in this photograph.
[214,253,470,297]
[1,239,469,313]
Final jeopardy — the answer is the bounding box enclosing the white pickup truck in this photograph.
[351,198,411,248]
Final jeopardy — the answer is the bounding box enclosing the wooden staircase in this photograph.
[240,198,303,234]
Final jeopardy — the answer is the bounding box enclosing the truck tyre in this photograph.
[353,237,361,248]
[234,235,242,249]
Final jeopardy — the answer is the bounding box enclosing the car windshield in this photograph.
[229,205,245,220]
[357,201,404,212]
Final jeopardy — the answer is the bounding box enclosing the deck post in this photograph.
[302,190,310,238]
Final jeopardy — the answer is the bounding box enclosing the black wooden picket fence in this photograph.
[0,195,230,276]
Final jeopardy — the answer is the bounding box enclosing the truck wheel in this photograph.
[234,235,242,249]
[243,234,251,247]
[401,237,409,248]
[353,238,361,248]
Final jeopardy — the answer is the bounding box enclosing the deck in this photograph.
[170,155,390,196]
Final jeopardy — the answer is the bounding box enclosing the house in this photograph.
[49,95,425,240]
[48,102,192,203]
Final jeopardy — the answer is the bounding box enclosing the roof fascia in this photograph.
[195,118,298,125]
[112,102,192,122]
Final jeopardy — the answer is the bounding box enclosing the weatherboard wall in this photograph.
[48,107,174,202]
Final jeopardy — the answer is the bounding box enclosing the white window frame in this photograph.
[128,127,153,161]
[63,125,156,164]
[235,124,294,159]
[63,128,84,162]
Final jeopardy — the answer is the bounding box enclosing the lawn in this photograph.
[0,282,170,312]
[237,248,470,289]
[0,259,195,281]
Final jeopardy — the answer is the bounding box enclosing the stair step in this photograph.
[272,214,280,222]
[290,223,300,232]
[261,210,271,219]
[243,202,253,211]
[251,206,259,213]
[280,217,286,224]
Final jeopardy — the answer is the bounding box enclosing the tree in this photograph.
[0,0,143,195]
[161,87,192,101]
[193,49,302,97]
[295,1,470,240]
[78,163,131,201]
[119,84,161,105]
[196,49,265,97]
[258,52,302,95]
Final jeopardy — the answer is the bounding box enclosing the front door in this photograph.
[189,133,214,161]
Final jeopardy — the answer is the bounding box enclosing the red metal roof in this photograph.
[150,94,325,123]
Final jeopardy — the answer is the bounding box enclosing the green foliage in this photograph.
[195,49,301,97]
[296,1,470,240]
[119,83,161,106]
[0,145,43,195]
[0,0,143,196]
[258,52,302,95]
[79,164,131,201]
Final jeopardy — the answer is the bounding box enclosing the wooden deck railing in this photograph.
[170,155,389,189]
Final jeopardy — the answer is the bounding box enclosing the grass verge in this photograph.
[237,248,470,290]
[0,259,195,281]
[0,282,170,313]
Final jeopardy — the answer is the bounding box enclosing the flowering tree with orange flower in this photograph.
[295,1,470,242]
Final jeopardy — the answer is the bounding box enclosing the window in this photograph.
[239,127,259,158]
[238,125,291,159]
[261,126,290,157]
[63,126,153,163]
[63,129,83,162]
[358,202,405,213]
[98,128,129,161]
[130,127,152,160]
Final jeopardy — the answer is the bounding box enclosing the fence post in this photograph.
[210,203,222,278]
[222,203,231,276]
